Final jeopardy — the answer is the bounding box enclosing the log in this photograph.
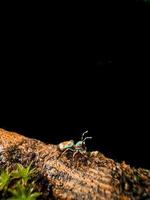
[0,128,150,200]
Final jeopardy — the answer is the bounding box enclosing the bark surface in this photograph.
[0,128,149,200]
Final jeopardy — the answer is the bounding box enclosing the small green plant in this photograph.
[0,170,10,192]
[0,163,41,200]
[8,183,40,200]
[11,162,36,185]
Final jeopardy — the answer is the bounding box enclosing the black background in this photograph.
[0,1,150,169]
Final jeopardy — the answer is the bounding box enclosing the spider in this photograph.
[58,130,92,160]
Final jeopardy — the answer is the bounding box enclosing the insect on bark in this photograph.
[58,130,92,160]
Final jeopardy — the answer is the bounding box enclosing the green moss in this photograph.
[0,163,41,200]
[11,162,36,185]
[0,170,10,192]
[8,183,40,200]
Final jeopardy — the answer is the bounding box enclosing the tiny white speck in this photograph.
[0,145,4,153]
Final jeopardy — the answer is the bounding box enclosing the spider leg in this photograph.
[81,130,88,140]
[58,148,74,159]
[79,150,87,159]
[73,150,79,161]
[83,136,92,142]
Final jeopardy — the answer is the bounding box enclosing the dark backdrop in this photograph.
[0,1,149,169]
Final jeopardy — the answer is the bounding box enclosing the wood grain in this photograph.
[0,128,150,200]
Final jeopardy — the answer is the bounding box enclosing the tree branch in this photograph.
[0,129,149,199]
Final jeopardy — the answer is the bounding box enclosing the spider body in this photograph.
[58,140,74,151]
[58,130,92,160]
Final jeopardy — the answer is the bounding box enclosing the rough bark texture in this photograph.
[0,128,150,200]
